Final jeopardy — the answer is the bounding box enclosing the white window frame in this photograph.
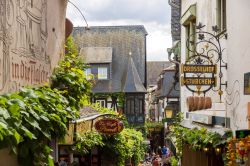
[84,68,91,80]
[98,67,108,80]
[96,99,106,107]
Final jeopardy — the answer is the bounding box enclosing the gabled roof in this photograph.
[147,61,172,87]
[157,69,180,98]
[163,68,180,98]
[122,56,146,93]
[72,25,147,93]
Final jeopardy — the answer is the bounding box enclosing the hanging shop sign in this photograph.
[181,64,217,74]
[181,64,217,86]
[181,23,227,100]
[181,63,217,94]
[94,118,124,135]
[181,77,216,86]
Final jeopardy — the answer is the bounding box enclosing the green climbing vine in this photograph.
[51,36,92,111]
[167,113,232,160]
[74,131,104,154]
[73,105,144,166]
[0,36,91,166]
[74,128,144,166]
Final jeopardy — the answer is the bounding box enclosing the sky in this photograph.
[66,0,172,61]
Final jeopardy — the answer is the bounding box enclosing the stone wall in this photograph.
[0,0,67,94]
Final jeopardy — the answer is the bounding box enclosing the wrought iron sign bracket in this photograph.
[182,23,227,102]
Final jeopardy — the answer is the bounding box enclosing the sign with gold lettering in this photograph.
[94,118,124,135]
[181,64,217,74]
[181,77,216,86]
[181,58,217,94]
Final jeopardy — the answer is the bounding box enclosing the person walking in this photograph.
[152,155,161,166]
[161,146,168,158]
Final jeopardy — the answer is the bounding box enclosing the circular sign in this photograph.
[94,118,124,135]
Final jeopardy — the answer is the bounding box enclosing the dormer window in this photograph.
[80,47,112,80]
[98,67,108,79]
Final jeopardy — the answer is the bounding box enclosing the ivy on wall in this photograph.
[73,105,144,166]
[167,113,232,161]
[0,36,91,166]
[74,128,144,166]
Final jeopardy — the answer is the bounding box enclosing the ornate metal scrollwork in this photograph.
[184,22,227,101]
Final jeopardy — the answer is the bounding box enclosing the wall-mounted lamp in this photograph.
[215,147,222,155]
[165,106,173,118]
[203,147,210,153]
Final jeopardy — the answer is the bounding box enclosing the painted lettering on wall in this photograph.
[11,56,50,85]
[0,0,49,92]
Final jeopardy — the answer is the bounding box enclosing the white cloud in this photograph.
[66,0,172,61]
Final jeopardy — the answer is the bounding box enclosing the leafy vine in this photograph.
[167,113,231,160]
[0,36,91,165]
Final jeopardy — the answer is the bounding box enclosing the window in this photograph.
[217,0,226,31]
[84,68,92,80]
[98,67,108,79]
[180,4,196,59]
[186,19,196,59]
[96,99,106,107]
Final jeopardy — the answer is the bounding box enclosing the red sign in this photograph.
[94,118,124,135]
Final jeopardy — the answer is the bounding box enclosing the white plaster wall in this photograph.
[226,0,250,131]
[180,0,227,119]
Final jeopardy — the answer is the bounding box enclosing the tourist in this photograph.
[161,146,168,158]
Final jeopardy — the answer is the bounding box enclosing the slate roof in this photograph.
[147,61,172,87]
[122,56,147,93]
[73,25,148,35]
[157,66,180,98]
[80,47,112,63]
[73,25,147,93]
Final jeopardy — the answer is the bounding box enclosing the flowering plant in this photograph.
[226,136,250,166]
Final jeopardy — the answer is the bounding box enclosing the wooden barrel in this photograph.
[193,96,200,111]
[187,96,194,112]
[204,97,212,109]
[197,97,205,110]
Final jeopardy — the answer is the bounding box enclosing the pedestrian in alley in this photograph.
[59,158,67,166]
[145,159,152,166]
[145,153,151,162]
[152,154,161,166]
[157,146,162,156]
[161,146,168,158]
[138,160,144,166]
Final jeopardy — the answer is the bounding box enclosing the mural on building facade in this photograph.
[0,0,50,93]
